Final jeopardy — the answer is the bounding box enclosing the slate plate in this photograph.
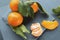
[2,6,54,40]
[0,1,59,40]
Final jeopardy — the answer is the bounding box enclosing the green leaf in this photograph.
[25,2,34,18]
[11,26,27,39]
[52,6,60,15]
[20,25,30,33]
[11,24,30,39]
[52,6,60,19]
[36,2,49,17]
[28,6,34,19]
[24,1,33,5]
[18,2,28,17]
[18,1,34,18]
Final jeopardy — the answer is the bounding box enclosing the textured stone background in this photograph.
[0,0,60,40]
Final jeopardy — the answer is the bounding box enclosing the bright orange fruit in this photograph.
[10,0,19,11]
[8,12,23,27]
[41,20,59,30]
[31,2,39,13]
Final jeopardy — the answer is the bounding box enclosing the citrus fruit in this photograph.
[31,2,39,13]
[8,12,23,27]
[31,23,43,37]
[10,0,19,11]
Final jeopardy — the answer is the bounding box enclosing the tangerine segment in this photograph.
[32,29,43,37]
[41,20,59,30]
[8,12,23,27]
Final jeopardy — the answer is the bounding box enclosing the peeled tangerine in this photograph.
[41,20,59,30]
[31,23,43,37]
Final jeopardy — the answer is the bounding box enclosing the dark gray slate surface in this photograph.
[0,0,60,40]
